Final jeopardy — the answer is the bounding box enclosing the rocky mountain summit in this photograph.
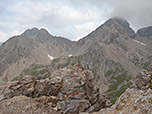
[0,65,111,114]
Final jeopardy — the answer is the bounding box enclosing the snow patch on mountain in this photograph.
[68,54,72,57]
[133,39,147,46]
[48,55,54,60]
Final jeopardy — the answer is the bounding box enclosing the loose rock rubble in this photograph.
[97,88,152,114]
[0,95,60,114]
[0,64,111,114]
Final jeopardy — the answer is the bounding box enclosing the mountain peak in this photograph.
[103,17,135,37]
[21,27,53,39]
[104,17,130,28]
[39,28,51,35]
[85,17,135,40]
[137,26,152,37]
[21,27,40,37]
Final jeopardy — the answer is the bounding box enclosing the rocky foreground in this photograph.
[85,88,152,114]
[0,65,111,114]
[0,65,152,114]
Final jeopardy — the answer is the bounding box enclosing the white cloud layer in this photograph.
[0,0,152,42]
[0,32,8,42]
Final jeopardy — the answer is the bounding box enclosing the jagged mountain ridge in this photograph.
[0,17,152,100]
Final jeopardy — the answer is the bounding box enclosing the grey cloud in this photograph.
[65,0,152,30]
[109,0,152,30]
[0,0,152,42]
[37,0,110,40]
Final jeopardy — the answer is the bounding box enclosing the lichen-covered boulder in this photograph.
[51,65,111,113]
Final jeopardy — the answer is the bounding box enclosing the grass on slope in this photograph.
[105,72,132,104]
[12,64,50,81]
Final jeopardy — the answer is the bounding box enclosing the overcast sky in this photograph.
[0,0,152,42]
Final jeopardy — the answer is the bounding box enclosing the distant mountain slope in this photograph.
[0,28,75,84]
[0,17,152,103]
[135,26,152,49]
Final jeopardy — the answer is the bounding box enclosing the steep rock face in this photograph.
[0,65,111,114]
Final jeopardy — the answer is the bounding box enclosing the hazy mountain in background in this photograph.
[0,17,152,103]
[0,42,3,46]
